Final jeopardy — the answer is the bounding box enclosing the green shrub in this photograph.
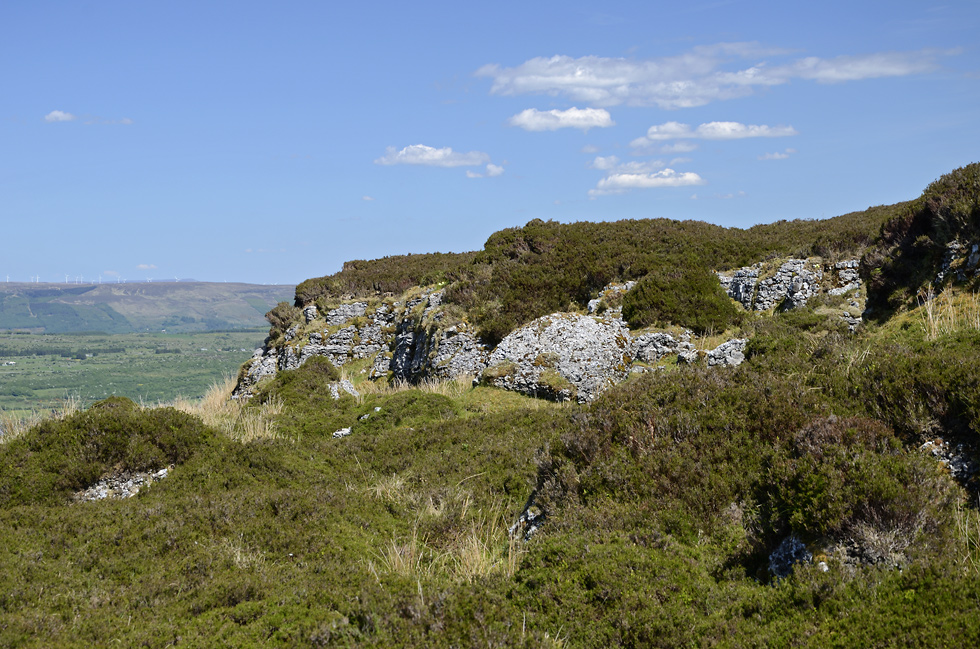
[622,258,742,333]
[764,416,948,540]
[0,396,215,507]
[265,301,301,340]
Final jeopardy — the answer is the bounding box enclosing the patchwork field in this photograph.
[0,330,268,415]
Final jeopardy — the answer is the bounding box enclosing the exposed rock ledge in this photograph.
[235,279,763,403]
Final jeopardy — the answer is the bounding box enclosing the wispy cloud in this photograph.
[590,168,705,197]
[466,163,505,179]
[137,264,157,270]
[589,156,666,174]
[631,121,797,148]
[44,110,133,125]
[508,107,614,132]
[477,44,945,109]
[375,144,490,167]
[44,110,75,122]
[759,148,797,160]
[362,195,375,201]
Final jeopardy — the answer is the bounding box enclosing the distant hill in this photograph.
[0,282,295,333]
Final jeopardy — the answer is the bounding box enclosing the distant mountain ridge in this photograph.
[0,281,295,333]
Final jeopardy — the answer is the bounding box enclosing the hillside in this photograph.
[1,164,979,647]
[0,281,295,334]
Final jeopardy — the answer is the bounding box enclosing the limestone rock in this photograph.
[325,302,367,327]
[677,349,699,365]
[587,281,637,315]
[755,259,823,311]
[369,351,392,379]
[303,305,318,323]
[482,313,632,402]
[74,467,170,502]
[828,259,862,295]
[706,338,747,367]
[633,332,695,363]
[428,326,489,380]
[717,266,759,310]
[328,379,359,400]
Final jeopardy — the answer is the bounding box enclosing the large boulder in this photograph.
[481,313,632,402]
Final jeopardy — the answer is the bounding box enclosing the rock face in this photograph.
[482,313,632,402]
[234,289,488,398]
[754,259,823,311]
[717,267,759,310]
[935,239,980,283]
[718,258,865,312]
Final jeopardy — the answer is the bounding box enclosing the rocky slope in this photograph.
[235,254,877,403]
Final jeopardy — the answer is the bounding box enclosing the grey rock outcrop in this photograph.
[936,239,980,283]
[755,259,822,311]
[328,379,359,400]
[717,267,759,310]
[74,467,170,502]
[325,302,368,326]
[706,339,747,367]
[587,281,637,315]
[481,313,632,402]
[828,259,861,295]
[633,332,695,363]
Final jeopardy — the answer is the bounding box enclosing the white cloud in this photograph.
[633,121,692,141]
[362,195,375,201]
[590,168,705,196]
[581,144,600,154]
[137,264,157,270]
[477,45,944,109]
[759,148,797,160]
[508,107,614,132]
[631,121,796,148]
[696,122,798,139]
[467,163,506,179]
[44,110,75,122]
[375,144,490,167]
[590,156,666,174]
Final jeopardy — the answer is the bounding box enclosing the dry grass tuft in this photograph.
[919,285,980,340]
[172,376,286,443]
[955,500,980,575]
[0,394,80,444]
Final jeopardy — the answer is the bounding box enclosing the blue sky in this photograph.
[2,0,978,285]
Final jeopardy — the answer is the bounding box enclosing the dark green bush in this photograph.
[622,258,742,333]
[764,416,947,539]
[0,396,215,507]
[265,301,300,340]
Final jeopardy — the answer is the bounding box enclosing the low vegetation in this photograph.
[1,164,979,647]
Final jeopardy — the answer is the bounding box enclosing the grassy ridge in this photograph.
[294,197,908,344]
[1,293,979,646]
[2,163,979,646]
